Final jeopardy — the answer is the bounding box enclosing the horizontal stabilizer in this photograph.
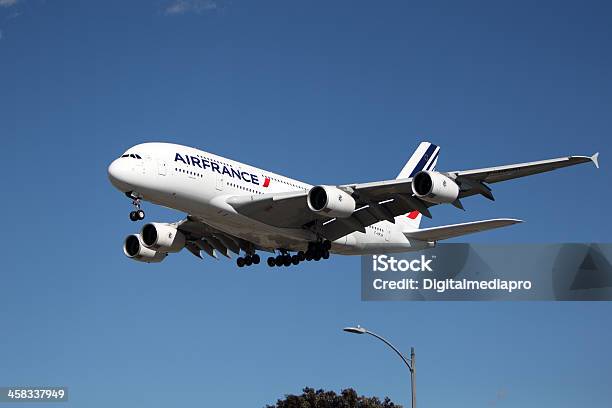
[404,218,522,241]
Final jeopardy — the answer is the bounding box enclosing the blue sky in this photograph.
[0,0,611,407]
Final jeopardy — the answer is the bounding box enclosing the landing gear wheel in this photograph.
[298,251,305,261]
[237,257,245,267]
[313,251,322,261]
[322,250,330,260]
[323,240,332,251]
[127,194,144,222]
[251,254,260,264]
[283,255,292,267]
[267,257,275,267]
[275,255,284,267]
[244,255,253,266]
[291,255,300,265]
[306,251,313,261]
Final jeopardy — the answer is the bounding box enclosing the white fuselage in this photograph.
[108,142,431,255]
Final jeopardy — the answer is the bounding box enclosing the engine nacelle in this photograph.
[307,185,356,218]
[412,171,460,204]
[123,234,167,263]
[141,223,186,253]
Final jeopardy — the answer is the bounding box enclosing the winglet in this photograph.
[591,152,600,169]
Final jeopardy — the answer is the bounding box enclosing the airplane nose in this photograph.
[108,159,121,182]
[108,159,131,191]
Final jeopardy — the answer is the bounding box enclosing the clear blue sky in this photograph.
[1,1,611,407]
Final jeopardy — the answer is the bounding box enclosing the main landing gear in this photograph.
[236,253,261,268]
[127,194,145,222]
[266,241,331,268]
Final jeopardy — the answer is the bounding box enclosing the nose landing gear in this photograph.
[129,209,145,221]
[127,194,145,222]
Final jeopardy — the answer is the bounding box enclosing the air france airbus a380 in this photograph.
[108,142,599,267]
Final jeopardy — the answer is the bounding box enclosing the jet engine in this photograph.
[141,223,186,253]
[307,185,356,218]
[123,234,167,263]
[411,171,460,204]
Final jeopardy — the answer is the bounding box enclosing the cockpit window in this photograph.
[120,153,142,159]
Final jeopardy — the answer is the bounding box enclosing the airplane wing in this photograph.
[341,153,600,200]
[450,153,599,185]
[226,152,599,241]
[226,191,313,229]
[225,178,430,234]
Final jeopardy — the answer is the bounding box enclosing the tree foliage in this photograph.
[266,387,402,408]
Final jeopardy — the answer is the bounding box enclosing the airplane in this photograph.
[108,142,599,267]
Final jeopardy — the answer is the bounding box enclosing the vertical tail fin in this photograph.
[396,141,440,179]
[396,141,440,230]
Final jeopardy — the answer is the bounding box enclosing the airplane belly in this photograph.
[203,213,316,251]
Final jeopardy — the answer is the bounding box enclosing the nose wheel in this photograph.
[129,209,145,221]
[127,194,145,221]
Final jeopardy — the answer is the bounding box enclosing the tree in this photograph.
[265,387,402,408]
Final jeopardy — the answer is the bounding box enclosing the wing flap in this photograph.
[176,216,264,257]
[403,218,522,241]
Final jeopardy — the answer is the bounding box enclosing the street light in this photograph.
[343,325,416,408]
[343,326,366,334]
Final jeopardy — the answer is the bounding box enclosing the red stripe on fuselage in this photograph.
[407,211,420,219]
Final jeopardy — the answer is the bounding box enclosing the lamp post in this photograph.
[343,325,416,408]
